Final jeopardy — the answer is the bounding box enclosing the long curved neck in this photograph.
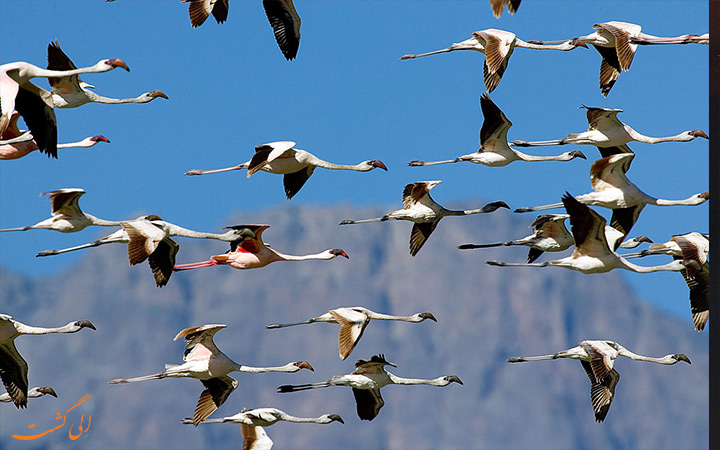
[619,257,684,273]
[236,364,297,373]
[512,149,572,162]
[84,90,149,104]
[164,223,232,240]
[617,348,678,364]
[309,157,366,171]
[57,139,94,149]
[442,206,493,216]
[626,128,695,144]
[278,413,329,424]
[387,372,446,386]
[15,322,78,335]
[274,251,333,261]
[84,213,124,227]
[367,313,418,322]
[650,195,706,206]
[11,64,108,83]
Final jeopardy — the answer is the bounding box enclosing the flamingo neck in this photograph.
[619,257,685,273]
[387,373,446,386]
[84,90,149,104]
[14,322,78,335]
[236,364,296,373]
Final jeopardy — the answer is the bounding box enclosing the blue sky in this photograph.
[0,0,708,323]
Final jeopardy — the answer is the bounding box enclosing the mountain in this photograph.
[0,203,708,449]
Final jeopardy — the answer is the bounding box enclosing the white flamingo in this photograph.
[0,386,57,403]
[1,54,127,155]
[510,105,708,155]
[181,407,342,449]
[173,224,348,272]
[400,28,581,92]
[278,354,462,421]
[0,314,95,408]
[108,324,314,425]
[0,188,123,233]
[185,141,387,199]
[487,193,688,274]
[408,94,586,167]
[267,307,437,360]
[528,21,708,95]
[1,112,109,160]
[339,181,509,256]
[507,340,691,421]
[46,41,168,108]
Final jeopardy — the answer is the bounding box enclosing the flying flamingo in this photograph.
[182,0,302,60]
[0,314,95,408]
[108,324,314,425]
[1,112,109,160]
[1,54,128,155]
[173,224,348,272]
[339,181,509,256]
[0,188,124,233]
[0,386,57,404]
[487,193,689,274]
[513,153,709,238]
[622,232,709,330]
[408,94,586,167]
[400,29,581,93]
[507,340,691,421]
[527,21,707,95]
[278,354,462,421]
[185,141,387,199]
[458,213,652,262]
[46,41,168,108]
[489,0,521,18]
[267,307,438,360]
[181,407,343,449]
[510,105,708,155]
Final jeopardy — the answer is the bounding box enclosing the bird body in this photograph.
[173,224,348,272]
[278,354,462,421]
[0,314,95,408]
[510,105,708,153]
[185,141,386,199]
[267,307,437,359]
[507,339,691,421]
[0,188,123,233]
[108,324,313,425]
[408,94,586,168]
[340,180,509,256]
[400,29,580,92]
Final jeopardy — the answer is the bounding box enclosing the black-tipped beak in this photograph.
[91,135,110,143]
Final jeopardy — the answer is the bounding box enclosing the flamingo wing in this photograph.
[0,342,29,408]
[14,84,56,158]
[241,424,273,450]
[283,166,314,199]
[479,93,512,148]
[211,0,229,24]
[46,41,83,94]
[562,193,611,257]
[148,237,179,287]
[328,309,369,360]
[193,375,239,425]
[44,188,85,217]
[409,221,439,256]
[352,387,384,421]
[590,368,619,422]
[263,0,302,60]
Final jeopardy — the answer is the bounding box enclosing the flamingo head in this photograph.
[484,201,511,212]
[569,38,589,49]
[672,354,691,364]
[417,312,437,322]
[74,320,97,331]
[365,160,388,171]
[293,361,314,371]
[36,387,58,398]
[324,414,344,424]
[90,135,110,144]
[143,90,169,101]
[103,58,130,71]
[443,375,464,385]
[329,249,349,259]
[689,129,708,139]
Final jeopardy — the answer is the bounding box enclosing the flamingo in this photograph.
[487,193,689,274]
[0,386,57,404]
[513,153,709,238]
[510,105,708,155]
[267,307,437,360]
[0,188,124,233]
[408,94,586,167]
[458,214,652,262]
[108,324,314,425]
[278,354,462,421]
[174,225,348,272]
[46,41,168,108]
[528,21,707,95]
[507,340,691,421]
[182,0,301,60]
[181,407,343,449]
[185,141,387,199]
[622,232,709,330]
[0,314,95,408]
[339,181,509,256]
[489,0,521,18]
[1,112,109,160]
[399,29,581,93]
[1,54,128,156]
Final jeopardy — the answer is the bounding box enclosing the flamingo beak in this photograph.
[331,249,349,259]
[370,160,388,171]
[91,135,110,143]
[296,361,314,371]
[108,58,130,71]
[151,90,169,100]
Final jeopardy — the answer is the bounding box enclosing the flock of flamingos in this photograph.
[0,1,710,448]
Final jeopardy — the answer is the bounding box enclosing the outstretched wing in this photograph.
[409,221,439,256]
[263,0,301,60]
[0,342,29,408]
[193,376,238,425]
[352,387,384,421]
